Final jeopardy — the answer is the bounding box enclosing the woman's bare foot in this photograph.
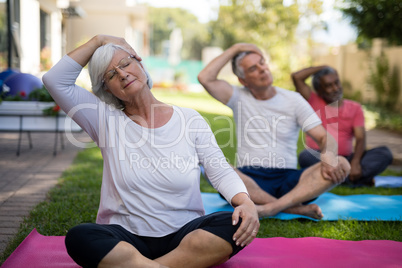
[256,203,323,219]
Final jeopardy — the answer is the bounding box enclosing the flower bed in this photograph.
[0,101,81,132]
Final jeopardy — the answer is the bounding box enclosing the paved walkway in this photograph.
[366,129,402,167]
[0,131,91,255]
[0,128,401,258]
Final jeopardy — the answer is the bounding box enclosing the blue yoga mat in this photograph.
[375,176,402,188]
[202,192,402,221]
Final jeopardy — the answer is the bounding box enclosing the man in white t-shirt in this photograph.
[198,43,350,219]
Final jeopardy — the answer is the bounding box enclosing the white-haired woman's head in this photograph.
[88,43,153,109]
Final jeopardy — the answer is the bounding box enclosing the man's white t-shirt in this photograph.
[227,86,321,169]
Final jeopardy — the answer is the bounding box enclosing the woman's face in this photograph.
[103,50,148,102]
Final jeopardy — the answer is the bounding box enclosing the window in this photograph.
[0,0,20,71]
[0,0,8,70]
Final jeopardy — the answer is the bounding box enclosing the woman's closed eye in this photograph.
[104,56,134,82]
[106,70,117,81]
[121,62,131,68]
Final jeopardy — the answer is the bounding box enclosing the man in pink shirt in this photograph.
[292,66,393,186]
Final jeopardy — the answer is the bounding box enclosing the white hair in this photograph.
[232,51,255,79]
[88,43,153,109]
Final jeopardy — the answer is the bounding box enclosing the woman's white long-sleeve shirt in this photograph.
[42,55,247,237]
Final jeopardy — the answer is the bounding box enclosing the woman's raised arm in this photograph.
[68,35,142,67]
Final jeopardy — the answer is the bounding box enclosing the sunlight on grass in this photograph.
[363,106,379,130]
[152,88,233,116]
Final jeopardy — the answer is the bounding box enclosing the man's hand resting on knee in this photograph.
[321,154,351,184]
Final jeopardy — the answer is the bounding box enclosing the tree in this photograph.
[368,52,400,110]
[208,0,322,88]
[148,7,209,60]
[209,0,300,49]
[340,0,402,46]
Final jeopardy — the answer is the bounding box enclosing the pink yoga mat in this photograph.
[1,229,79,268]
[2,229,402,268]
[214,237,402,268]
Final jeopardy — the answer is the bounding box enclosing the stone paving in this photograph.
[365,128,402,167]
[0,131,90,255]
[0,128,401,258]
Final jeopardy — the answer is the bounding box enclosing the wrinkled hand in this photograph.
[232,196,260,247]
[98,35,142,62]
[321,154,350,184]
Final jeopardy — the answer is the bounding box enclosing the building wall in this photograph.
[64,0,149,57]
[9,0,64,74]
[49,11,63,64]
[39,0,64,70]
[20,0,41,74]
[11,0,148,76]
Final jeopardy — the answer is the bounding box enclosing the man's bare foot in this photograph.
[285,204,323,219]
[256,203,323,219]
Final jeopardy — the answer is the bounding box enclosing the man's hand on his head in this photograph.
[233,43,264,57]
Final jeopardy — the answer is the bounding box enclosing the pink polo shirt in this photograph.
[306,92,365,156]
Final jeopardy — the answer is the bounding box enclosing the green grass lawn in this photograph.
[1,89,401,263]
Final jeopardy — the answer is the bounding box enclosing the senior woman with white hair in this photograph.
[42,34,259,268]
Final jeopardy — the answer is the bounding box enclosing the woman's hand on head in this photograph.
[96,35,142,62]
[68,34,142,67]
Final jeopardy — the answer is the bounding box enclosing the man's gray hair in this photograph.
[88,43,153,109]
[312,67,337,91]
[231,51,255,79]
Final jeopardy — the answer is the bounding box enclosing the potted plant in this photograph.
[0,84,80,132]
